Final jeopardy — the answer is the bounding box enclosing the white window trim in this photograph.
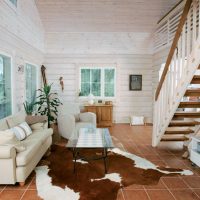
[0,51,14,115]
[78,64,117,99]
[24,62,39,102]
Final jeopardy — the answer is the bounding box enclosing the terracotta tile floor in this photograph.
[0,124,200,200]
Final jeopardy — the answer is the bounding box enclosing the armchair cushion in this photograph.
[79,112,96,126]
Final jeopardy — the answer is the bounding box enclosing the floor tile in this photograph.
[117,189,125,200]
[0,190,25,200]
[28,178,36,190]
[193,189,200,198]
[124,184,144,190]
[144,180,166,190]
[147,189,175,200]
[21,190,42,200]
[0,186,6,193]
[162,177,189,189]
[182,177,200,188]
[170,189,199,200]
[123,190,149,200]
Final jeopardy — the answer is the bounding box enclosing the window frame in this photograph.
[24,62,39,103]
[0,51,13,118]
[79,65,117,99]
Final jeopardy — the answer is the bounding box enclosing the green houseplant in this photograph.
[23,100,35,115]
[35,84,62,127]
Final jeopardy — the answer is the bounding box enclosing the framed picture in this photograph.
[129,75,142,91]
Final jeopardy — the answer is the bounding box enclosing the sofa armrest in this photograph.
[79,112,96,126]
[0,145,16,159]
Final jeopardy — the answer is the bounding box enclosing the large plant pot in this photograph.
[50,123,61,144]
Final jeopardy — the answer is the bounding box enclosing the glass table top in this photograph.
[66,128,114,148]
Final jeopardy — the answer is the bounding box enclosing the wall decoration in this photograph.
[59,77,64,92]
[129,75,142,91]
[17,65,24,74]
[41,65,47,86]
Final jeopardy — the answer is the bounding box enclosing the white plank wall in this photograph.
[44,54,153,123]
[0,0,44,51]
[0,0,44,114]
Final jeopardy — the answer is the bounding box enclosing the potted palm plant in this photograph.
[35,84,62,128]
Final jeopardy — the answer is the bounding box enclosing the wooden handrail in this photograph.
[155,0,193,101]
[157,0,184,24]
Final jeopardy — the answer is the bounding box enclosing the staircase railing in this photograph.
[153,0,200,146]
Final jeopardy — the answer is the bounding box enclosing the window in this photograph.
[25,63,37,104]
[0,54,12,119]
[9,0,17,7]
[80,67,116,98]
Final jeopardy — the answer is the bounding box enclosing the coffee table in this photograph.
[66,128,114,174]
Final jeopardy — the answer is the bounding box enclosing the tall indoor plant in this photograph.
[35,84,62,127]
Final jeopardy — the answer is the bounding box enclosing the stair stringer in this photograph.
[152,36,200,147]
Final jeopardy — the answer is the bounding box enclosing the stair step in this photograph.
[161,135,189,142]
[169,120,200,126]
[173,111,200,119]
[191,75,200,84]
[165,127,194,134]
[184,89,200,96]
[179,101,200,108]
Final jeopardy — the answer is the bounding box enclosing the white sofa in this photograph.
[57,103,96,139]
[0,112,53,185]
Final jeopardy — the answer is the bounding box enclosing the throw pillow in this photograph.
[25,115,48,125]
[0,130,26,152]
[11,122,32,141]
[30,122,48,131]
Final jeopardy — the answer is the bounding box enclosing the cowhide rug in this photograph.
[35,145,193,200]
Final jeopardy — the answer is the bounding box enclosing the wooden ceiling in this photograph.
[36,0,180,32]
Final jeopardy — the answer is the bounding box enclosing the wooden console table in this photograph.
[84,104,113,127]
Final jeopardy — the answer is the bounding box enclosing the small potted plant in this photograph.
[23,100,35,115]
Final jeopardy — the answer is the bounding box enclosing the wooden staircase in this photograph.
[161,73,200,142]
[152,0,200,146]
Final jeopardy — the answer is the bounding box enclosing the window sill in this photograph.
[78,96,116,102]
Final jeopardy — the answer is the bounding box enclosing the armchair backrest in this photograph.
[58,103,80,116]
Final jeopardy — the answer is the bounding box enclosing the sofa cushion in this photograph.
[16,140,41,167]
[0,119,8,131]
[16,128,53,167]
[6,111,26,128]
[0,130,26,153]
[26,128,53,144]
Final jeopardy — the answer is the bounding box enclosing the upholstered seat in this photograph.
[57,103,96,139]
